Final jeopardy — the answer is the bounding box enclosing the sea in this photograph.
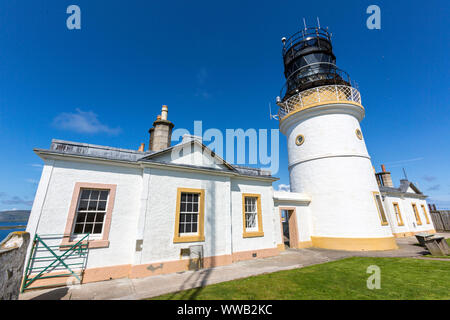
[0,222,27,243]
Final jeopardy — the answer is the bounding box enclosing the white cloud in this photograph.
[422,175,436,182]
[52,109,121,135]
[1,196,33,206]
[277,184,290,192]
[427,184,441,191]
[196,67,208,85]
[194,68,212,99]
[194,90,212,99]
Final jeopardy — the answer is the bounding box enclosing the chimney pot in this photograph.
[161,105,168,121]
[138,143,145,152]
[381,164,386,172]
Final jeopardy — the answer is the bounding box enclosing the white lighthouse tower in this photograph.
[277,26,397,250]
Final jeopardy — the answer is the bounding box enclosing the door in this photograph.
[280,209,299,249]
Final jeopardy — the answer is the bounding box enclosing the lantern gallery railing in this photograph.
[277,85,362,120]
[282,27,332,56]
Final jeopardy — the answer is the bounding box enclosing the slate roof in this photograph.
[34,139,276,180]
[379,179,427,199]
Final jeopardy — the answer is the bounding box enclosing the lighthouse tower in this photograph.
[276,26,397,251]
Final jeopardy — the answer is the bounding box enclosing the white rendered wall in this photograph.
[383,195,434,235]
[139,168,232,264]
[281,105,394,239]
[230,179,277,253]
[273,202,312,246]
[26,159,55,244]
[28,156,278,271]
[382,195,411,235]
[153,143,228,170]
[272,191,312,246]
[28,159,142,269]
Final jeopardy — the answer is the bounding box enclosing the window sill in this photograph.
[59,239,110,250]
[173,235,205,243]
[243,231,264,238]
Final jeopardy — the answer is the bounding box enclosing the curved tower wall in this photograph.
[277,26,397,251]
[280,104,397,250]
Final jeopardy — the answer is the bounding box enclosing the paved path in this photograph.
[19,234,449,300]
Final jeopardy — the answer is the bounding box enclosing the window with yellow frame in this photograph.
[242,193,264,238]
[412,203,422,225]
[392,202,404,226]
[420,204,430,224]
[372,192,389,226]
[173,188,205,243]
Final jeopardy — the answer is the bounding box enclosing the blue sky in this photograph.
[0,0,449,211]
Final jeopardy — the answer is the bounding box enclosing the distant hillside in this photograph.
[0,210,31,222]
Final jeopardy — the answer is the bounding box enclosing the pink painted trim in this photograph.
[60,182,117,249]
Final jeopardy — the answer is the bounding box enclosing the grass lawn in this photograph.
[151,257,450,300]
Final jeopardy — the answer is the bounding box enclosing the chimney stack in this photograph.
[149,105,174,152]
[375,164,394,187]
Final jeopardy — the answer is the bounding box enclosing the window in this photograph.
[73,189,109,236]
[61,182,116,249]
[295,134,305,146]
[245,197,258,229]
[412,203,422,225]
[173,188,205,243]
[179,193,199,234]
[373,192,389,226]
[242,194,264,237]
[421,205,431,224]
[392,203,404,226]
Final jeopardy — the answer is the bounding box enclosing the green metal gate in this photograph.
[21,233,90,292]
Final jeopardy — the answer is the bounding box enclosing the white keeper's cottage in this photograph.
[25,25,435,286]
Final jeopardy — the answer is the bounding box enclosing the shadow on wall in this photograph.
[166,180,217,300]
[147,263,163,272]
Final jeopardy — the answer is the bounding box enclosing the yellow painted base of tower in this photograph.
[311,236,398,251]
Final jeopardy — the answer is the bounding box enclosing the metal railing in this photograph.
[277,84,362,120]
[280,63,353,98]
[21,233,90,292]
[282,27,332,55]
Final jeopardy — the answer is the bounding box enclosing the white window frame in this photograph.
[178,192,200,237]
[244,196,259,233]
[71,188,110,240]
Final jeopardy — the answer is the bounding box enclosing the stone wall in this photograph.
[0,231,30,300]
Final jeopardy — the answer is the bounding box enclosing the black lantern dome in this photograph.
[280,26,352,101]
